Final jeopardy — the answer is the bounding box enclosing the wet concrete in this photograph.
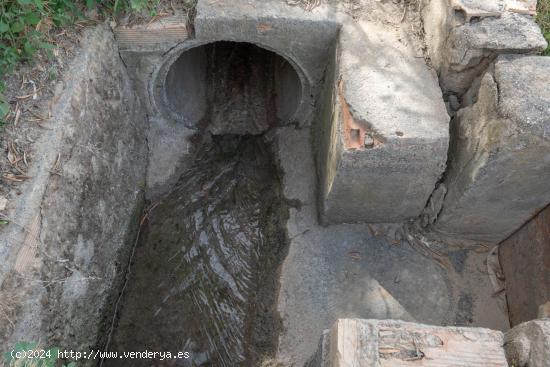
[106,135,289,366]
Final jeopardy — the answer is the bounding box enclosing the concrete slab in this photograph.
[309,319,508,367]
[432,56,550,243]
[275,126,508,367]
[317,20,449,224]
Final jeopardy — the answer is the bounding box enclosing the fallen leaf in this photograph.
[7,149,17,165]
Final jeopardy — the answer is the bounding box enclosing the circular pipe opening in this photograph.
[161,41,303,135]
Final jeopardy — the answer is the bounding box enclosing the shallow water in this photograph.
[106,135,289,366]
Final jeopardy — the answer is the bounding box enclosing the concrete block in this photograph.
[317,21,449,224]
[504,320,550,367]
[421,0,547,96]
[432,56,550,243]
[499,204,550,326]
[308,319,508,366]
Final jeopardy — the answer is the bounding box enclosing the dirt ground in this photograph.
[0,27,81,220]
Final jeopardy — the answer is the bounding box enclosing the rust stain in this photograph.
[338,79,384,151]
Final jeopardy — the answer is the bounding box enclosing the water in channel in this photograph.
[106,134,290,366]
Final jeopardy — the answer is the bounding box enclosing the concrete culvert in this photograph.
[161,41,302,135]
[2,0,550,366]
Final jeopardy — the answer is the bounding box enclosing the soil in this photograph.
[0,23,84,224]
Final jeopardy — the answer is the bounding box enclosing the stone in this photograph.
[504,320,550,367]
[316,20,449,224]
[451,0,504,20]
[432,56,550,243]
[421,0,547,95]
[539,302,550,319]
[308,319,508,367]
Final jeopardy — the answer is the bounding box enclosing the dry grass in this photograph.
[537,0,550,55]
[0,290,20,331]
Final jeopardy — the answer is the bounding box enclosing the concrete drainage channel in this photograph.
[0,0,549,366]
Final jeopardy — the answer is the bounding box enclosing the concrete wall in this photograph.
[0,25,148,354]
[313,36,340,226]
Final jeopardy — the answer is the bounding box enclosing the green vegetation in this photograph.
[0,0,79,126]
[538,0,550,55]
[0,0,186,126]
[4,341,76,367]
